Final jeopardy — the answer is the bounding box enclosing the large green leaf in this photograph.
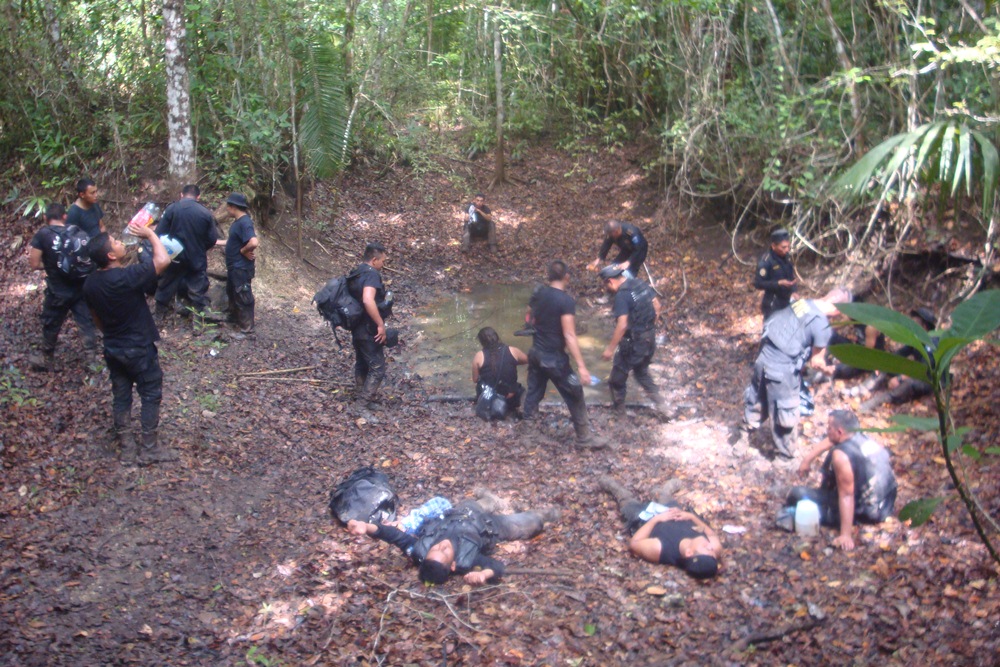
[835,302,931,351]
[899,497,943,526]
[295,39,349,179]
[955,123,971,197]
[933,336,976,376]
[833,133,909,197]
[828,344,930,382]
[971,131,998,213]
[948,290,1000,339]
[889,414,940,431]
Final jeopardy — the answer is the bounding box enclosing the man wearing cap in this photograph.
[347,242,392,413]
[754,228,797,320]
[83,223,178,465]
[346,491,560,586]
[587,220,648,279]
[598,265,671,418]
[598,475,721,579]
[743,296,840,458]
[462,193,496,252]
[153,184,220,324]
[781,409,897,550]
[224,193,258,337]
[522,260,608,449]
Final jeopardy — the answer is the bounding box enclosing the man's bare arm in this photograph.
[561,313,590,384]
[831,450,856,550]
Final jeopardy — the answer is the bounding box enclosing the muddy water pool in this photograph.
[404,283,614,399]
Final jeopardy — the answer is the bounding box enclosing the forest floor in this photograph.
[1,139,998,666]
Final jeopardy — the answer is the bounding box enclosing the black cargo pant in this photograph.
[461,220,496,250]
[608,333,660,407]
[104,344,163,435]
[226,266,255,333]
[457,500,547,543]
[156,261,210,313]
[523,349,590,440]
[352,321,386,400]
[40,286,97,351]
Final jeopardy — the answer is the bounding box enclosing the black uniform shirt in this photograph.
[83,262,160,349]
[530,285,576,355]
[66,203,104,238]
[225,215,256,273]
[348,263,386,326]
[598,223,648,269]
[156,198,218,271]
[612,277,657,337]
[30,225,82,296]
[754,249,796,316]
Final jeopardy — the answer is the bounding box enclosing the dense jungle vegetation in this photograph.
[2,0,998,281]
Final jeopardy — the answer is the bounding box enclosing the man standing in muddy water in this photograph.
[598,265,672,419]
[587,220,648,279]
[347,242,390,415]
[521,260,609,449]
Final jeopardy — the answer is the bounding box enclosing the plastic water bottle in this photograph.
[794,499,820,536]
[589,375,601,386]
[399,497,452,534]
[123,202,162,246]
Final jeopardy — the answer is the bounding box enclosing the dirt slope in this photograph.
[1,141,998,666]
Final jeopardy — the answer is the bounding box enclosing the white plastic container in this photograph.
[794,499,820,537]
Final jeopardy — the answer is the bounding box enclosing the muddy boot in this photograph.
[473,488,511,514]
[536,507,561,524]
[154,302,171,327]
[597,475,632,505]
[654,396,677,421]
[111,412,137,463]
[359,377,383,412]
[655,479,683,505]
[138,430,178,466]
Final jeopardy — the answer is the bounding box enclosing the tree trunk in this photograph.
[163,0,196,183]
[426,0,433,66]
[344,0,359,99]
[820,0,864,153]
[491,13,506,187]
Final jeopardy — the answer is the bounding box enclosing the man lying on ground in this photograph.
[346,489,559,585]
[598,475,721,579]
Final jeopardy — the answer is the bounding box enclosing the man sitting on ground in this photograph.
[346,490,559,585]
[598,475,721,579]
[781,408,897,551]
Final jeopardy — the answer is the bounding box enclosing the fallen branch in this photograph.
[729,618,825,653]
[124,476,189,492]
[238,366,318,377]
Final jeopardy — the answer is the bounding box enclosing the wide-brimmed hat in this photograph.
[226,192,249,209]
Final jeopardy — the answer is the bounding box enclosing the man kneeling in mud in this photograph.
[598,476,721,580]
[347,490,559,585]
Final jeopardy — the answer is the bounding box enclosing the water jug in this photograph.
[794,499,820,536]
[123,202,162,245]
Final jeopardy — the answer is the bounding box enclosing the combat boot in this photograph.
[597,475,632,505]
[359,377,383,412]
[153,302,171,327]
[29,349,54,372]
[575,432,611,450]
[113,411,137,464]
[138,430,178,466]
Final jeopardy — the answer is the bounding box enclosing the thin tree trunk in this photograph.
[762,0,802,94]
[426,0,433,65]
[820,0,864,153]
[344,0,359,99]
[290,59,302,258]
[163,0,196,182]
[491,12,506,187]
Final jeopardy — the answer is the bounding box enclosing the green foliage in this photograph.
[834,119,999,217]
[294,39,349,178]
[830,291,1000,563]
[0,366,39,408]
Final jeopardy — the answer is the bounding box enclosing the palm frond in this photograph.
[295,39,349,179]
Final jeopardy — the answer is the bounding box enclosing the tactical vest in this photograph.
[623,278,657,338]
[821,434,897,522]
[763,300,821,361]
[412,507,496,571]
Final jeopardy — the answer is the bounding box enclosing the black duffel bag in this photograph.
[329,466,398,525]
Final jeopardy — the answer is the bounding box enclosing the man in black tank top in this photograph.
[783,409,897,551]
[598,475,721,579]
[472,327,528,419]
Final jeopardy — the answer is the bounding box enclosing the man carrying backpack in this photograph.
[27,203,99,371]
[347,242,391,414]
[346,490,560,586]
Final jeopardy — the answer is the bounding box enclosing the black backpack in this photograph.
[55,225,95,281]
[313,270,364,332]
[328,466,398,525]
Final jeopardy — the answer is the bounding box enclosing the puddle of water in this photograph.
[405,283,614,399]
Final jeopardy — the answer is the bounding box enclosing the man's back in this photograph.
[158,198,217,269]
[821,434,897,522]
[531,285,575,354]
